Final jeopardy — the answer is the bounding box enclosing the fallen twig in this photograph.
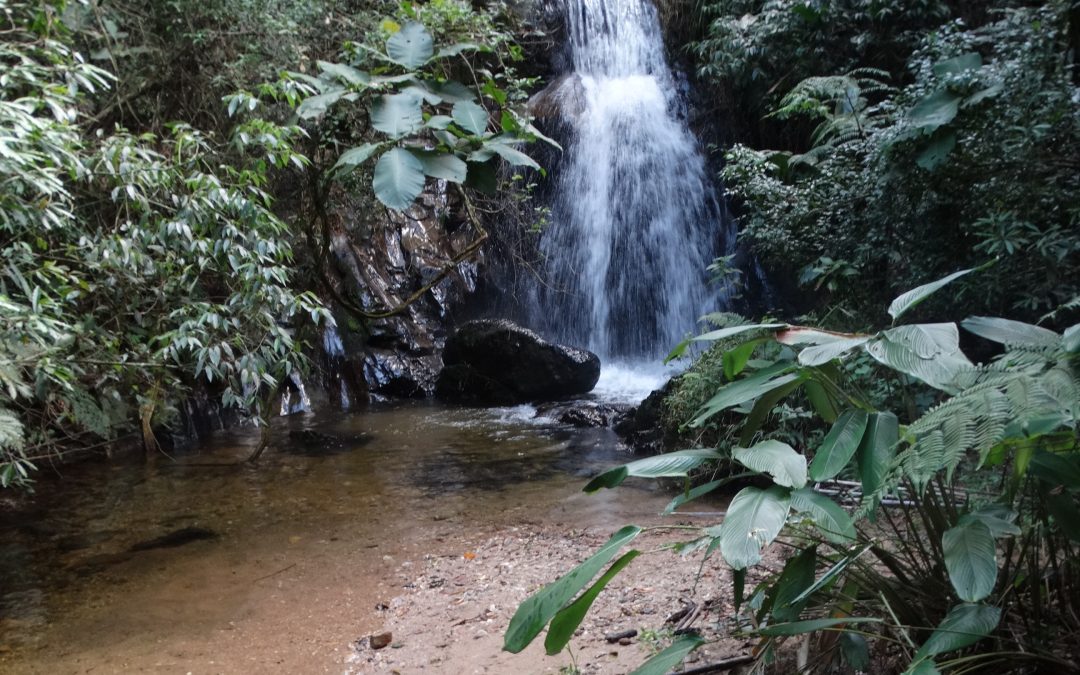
[252,563,296,584]
[670,654,756,674]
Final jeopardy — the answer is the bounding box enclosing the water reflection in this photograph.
[0,401,639,656]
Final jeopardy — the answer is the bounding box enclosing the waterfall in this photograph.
[532,0,735,360]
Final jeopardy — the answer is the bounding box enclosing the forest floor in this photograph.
[342,518,769,674]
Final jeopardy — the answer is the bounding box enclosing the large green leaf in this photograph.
[737,377,806,446]
[484,139,541,170]
[296,89,347,119]
[933,52,982,77]
[628,634,705,675]
[720,485,791,570]
[584,448,723,493]
[504,525,642,653]
[370,93,423,137]
[962,504,1020,538]
[809,410,869,482]
[544,550,640,654]
[452,100,489,135]
[865,323,972,393]
[331,143,383,173]
[386,22,433,69]
[803,379,839,423]
[372,147,425,211]
[1029,450,1080,492]
[695,323,786,343]
[791,544,873,606]
[791,487,856,543]
[960,317,1060,347]
[942,519,997,602]
[910,89,961,131]
[916,130,956,171]
[408,149,468,182]
[888,268,975,321]
[913,603,1001,661]
[765,546,816,622]
[316,60,370,86]
[734,440,807,488]
[1064,324,1080,353]
[798,336,870,366]
[690,362,801,427]
[856,412,899,502]
[724,340,760,380]
[428,79,476,103]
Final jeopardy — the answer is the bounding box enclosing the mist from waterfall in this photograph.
[531,0,735,361]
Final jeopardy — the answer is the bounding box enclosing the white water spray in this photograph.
[534,0,734,362]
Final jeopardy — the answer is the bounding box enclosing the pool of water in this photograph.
[0,399,670,672]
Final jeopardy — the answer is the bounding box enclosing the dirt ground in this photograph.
[343,521,765,674]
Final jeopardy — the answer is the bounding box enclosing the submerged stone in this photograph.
[128,527,218,552]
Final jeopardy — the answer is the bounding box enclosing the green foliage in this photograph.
[64,0,366,132]
[1,0,329,483]
[503,525,642,654]
[256,4,552,211]
[710,2,1079,323]
[508,271,1080,671]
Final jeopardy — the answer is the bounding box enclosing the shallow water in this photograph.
[0,399,671,672]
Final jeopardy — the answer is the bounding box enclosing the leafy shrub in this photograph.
[716,3,1080,323]
[0,0,329,484]
[505,270,1080,673]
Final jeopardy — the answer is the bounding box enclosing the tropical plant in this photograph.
[1,0,329,485]
[717,2,1080,323]
[259,8,555,210]
[505,269,1080,672]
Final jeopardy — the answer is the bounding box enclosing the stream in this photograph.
[0,382,687,673]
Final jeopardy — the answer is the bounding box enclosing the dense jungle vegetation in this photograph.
[2,0,1079,672]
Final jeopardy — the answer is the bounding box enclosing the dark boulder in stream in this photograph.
[536,400,626,428]
[435,319,600,405]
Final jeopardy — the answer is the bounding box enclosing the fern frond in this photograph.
[859,345,1078,513]
[1040,295,1080,323]
[699,312,750,328]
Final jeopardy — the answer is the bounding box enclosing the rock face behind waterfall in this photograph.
[436,320,600,405]
[316,183,480,401]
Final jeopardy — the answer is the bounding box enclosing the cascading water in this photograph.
[532,0,735,365]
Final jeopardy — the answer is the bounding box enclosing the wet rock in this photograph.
[128,527,218,552]
[536,401,627,428]
[370,631,393,650]
[527,72,587,122]
[604,629,638,643]
[283,429,372,457]
[435,320,600,405]
[613,377,680,453]
[315,182,479,400]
